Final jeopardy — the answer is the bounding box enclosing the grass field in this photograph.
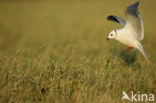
[0,0,156,103]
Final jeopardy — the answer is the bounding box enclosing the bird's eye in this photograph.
[111,34,113,36]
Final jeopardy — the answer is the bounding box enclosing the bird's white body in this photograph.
[116,26,147,60]
[107,2,148,61]
[116,27,138,48]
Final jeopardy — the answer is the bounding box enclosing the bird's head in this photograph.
[106,30,117,40]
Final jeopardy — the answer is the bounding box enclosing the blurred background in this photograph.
[0,0,156,58]
[0,0,156,103]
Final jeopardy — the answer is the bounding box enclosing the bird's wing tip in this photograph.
[133,1,140,7]
[107,15,120,23]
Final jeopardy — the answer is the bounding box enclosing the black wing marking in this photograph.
[107,15,126,27]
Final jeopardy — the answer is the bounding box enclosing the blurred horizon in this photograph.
[0,0,156,57]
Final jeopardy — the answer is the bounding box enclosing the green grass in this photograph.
[0,1,156,103]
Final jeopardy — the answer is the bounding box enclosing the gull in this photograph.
[106,1,148,61]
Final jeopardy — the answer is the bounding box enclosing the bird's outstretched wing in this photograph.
[125,1,144,41]
[107,15,126,28]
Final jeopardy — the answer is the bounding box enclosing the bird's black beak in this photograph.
[106,38,109,40]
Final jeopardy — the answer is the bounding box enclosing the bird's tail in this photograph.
[137,42,149,62]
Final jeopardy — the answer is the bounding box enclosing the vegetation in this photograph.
[0,1,155,103]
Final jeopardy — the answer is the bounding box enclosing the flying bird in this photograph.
[106,1,148,61]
